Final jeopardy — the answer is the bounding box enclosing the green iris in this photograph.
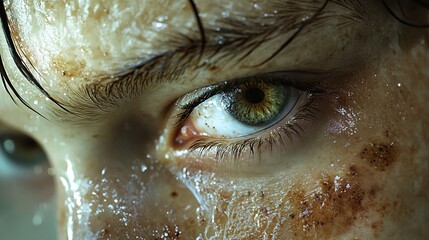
[224,82,288,126]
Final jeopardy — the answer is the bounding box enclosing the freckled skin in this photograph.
[0,1,428,239]
[360,141,396,172]
[168,37,429,239]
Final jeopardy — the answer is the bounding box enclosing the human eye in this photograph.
[166,72,330,170]
[0,133,49,177]
[0,129,56,236]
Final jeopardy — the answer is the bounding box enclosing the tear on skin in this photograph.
[179,136,401,239]
[56,159,202,240]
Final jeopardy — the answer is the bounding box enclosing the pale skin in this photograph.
[0,0,428,239]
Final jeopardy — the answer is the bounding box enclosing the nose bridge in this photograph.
[48,129,202,239]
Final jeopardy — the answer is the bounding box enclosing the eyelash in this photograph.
[171,75,328,163]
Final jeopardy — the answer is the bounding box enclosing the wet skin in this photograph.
[0,0,428,239]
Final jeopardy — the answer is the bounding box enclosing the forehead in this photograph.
[8,0,194,78]
[7,0,299,80]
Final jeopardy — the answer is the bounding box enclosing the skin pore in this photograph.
[0,0,428,239]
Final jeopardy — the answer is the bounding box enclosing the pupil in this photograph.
[245,87,265,104]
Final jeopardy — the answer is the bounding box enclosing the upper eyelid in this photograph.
[172,71,331,126]
[177,71,331,107]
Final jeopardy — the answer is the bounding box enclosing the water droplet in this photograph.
[152,21,167,30]
[215,35,225,45]
[32,213,43,225]
[32,204,46,225]
[156,15,168,22]
[2,139,14,154]
[301,16,310,22]
[252,2,260,9]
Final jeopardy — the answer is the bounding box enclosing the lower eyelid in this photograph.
[169,91,327,168]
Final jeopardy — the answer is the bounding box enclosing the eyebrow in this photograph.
[1,0,365,124]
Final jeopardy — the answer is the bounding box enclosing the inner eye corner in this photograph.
[164,71,327,166]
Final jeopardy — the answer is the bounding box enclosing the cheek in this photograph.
[54,158,204,239]
[180,162,397,239]
[178,169,292,238]
[175,53,429,239]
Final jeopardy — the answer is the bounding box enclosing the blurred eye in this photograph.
[182,81,300,138]
[0,134,49,177]
[0,132,56,238]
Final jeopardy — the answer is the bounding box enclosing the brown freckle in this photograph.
[368,185,380,197]
[171,191,178,198]
[371,220,384,238]
[259,207,269,216]
[98,225,112,239]
[207,64,219,72]
[378,204,388,215]
[219,190,232,199]
[384,130,390,137]
[348,165,359,176]
[51,56,87,78]
[154,224,181,240]
[360,142,396,171]
[288,169,366,238]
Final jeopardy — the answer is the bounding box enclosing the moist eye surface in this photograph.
[224,82,289,126]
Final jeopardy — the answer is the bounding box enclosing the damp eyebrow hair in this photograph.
[59,0,346,122]
[0,0,327,120]
[0,1,350,112]
[1,0,427,123]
